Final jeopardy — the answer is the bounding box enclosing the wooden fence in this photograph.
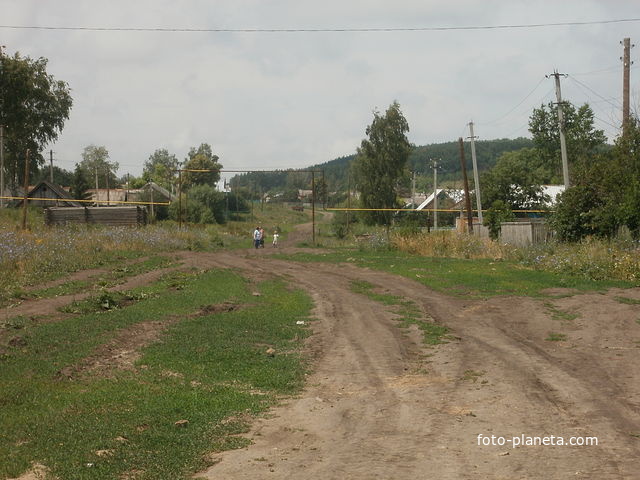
[44,206,148,226]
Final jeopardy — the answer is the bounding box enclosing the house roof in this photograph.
[21,180,82,207]
[416,189,465,210]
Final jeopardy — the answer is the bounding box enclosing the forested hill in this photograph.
[230,137,533,192]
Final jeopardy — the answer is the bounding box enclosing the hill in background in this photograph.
[230,137,533,193]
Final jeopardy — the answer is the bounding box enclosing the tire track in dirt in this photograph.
[190,251,640,479]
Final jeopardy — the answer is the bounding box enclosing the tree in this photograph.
[0,52,73,188]
[69,163,91,201]
[142,149,179,190]
[529,102,607,181]
[353,101,412,226]
[551,116,640,240]
[479,148,550,211]
[182,143,222,188]
[483,200,515,240]
[79,145,119,188]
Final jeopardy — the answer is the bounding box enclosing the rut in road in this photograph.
[192,251,640,480]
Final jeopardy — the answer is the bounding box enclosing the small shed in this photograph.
[17,181,82,208]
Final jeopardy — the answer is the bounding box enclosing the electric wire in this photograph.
[567,75,623,110]
[478,77,547,126]
[1,18,639,33]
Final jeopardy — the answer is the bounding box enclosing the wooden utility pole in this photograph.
[346,171,351,234]
[49,150,54,183]
[0,124,4,208]
[94,165,99,206]
[548,70,570,188]
[21,149,30,230]
[178,169,182,228]
[468,121,483,222]
[622,37,633,135]
[0,45,4,208]
[458,138,473,233]
[411,170,416,207]
[431,159,438,230]
[311,170,316,245]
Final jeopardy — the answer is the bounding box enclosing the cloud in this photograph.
[2,0,638,177]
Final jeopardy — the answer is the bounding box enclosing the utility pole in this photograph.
[548,70,570,189]
[0,45,5,209]
[346,171,351,234]
[311,171,316,245]
[621,37,634,136]
[459,138,473,233]
[94,165,99,206]
[468,121,483,222]
[105,168,110,206]
[49,150,54,183]
[431,159,438,230]
[0,124,4,208]
[178,169,182,228]
[21,150,30,230]
[411,170,416,207]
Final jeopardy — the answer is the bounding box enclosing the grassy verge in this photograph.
[350,280,449,345]
[0,269,313,479]
[277,250,634,298]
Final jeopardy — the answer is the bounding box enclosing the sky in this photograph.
[2,0,639,185]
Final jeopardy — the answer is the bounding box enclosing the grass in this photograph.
[546,332,568,342]
[543,302,579,321]
[349,279,449,345]
[279,249,634,299]
[614,296,640,305]
[0,268,313,480]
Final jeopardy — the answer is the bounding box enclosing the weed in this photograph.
[543,302,579,321]
[0,270,313,479]
[349,280,449,345]
[615,296,640,305]
[546,332,568,342]
[461,370,485,382]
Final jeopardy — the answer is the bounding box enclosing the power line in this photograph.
[479,77,547,126]
[567,75,622,109]
[1,18,640,33]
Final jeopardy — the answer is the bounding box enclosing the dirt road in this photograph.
[190,250,640,479]
[6,227,640,479]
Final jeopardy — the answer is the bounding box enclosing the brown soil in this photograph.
[187,253,640,479]
[6,223,640,479]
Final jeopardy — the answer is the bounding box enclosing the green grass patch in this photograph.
[349,280,449,345]
[278,250,633,298]
[0,269,313,479]
[546,332,568,342]
[543,302,579,321]
[614,296,640,305]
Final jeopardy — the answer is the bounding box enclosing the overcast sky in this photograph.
[2,0,639,183]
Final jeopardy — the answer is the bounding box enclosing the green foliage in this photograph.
[551,117,640,241]
[142,149,179,190]
[35,165,74,186]
[0,51,73,187]
[0,270,312,479]
[331,211,349,239]
[483,200,515,240]
[180,184,225,224]
[79,145,120,187]
[529,102,607,181]
[69,163,92,201]
[480,148,550,210]
[182,143,222,187]
[353,101,412,226]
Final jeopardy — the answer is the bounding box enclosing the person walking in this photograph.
[253,226,261,249]
[272,231,279,248]
[259,227,266,248]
